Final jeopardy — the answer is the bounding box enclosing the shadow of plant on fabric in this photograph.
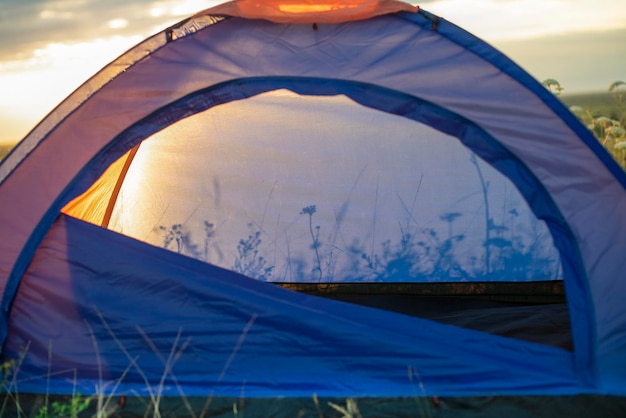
[159,221,224,264]
[233,224,274,281]
[156,157,560,283]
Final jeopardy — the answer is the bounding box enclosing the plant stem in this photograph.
[471,155,491,275]
[308,214,323,281]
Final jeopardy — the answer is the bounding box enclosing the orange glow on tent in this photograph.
[277,3,347,13]
[62,145,139,227]
[194,0,418,23]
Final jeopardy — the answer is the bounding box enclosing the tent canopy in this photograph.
[1,0,626,398]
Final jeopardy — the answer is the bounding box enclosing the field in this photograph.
[561,91,616,114]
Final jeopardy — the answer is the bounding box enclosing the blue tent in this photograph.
[1,0,625,400]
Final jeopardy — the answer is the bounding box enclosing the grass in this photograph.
[0,337,440,418]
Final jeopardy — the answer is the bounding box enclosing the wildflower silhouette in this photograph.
[233,225,274,281]
[300,205,323,280]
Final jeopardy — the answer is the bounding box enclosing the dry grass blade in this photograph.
[136,326,192,418]
[327,398,361,418]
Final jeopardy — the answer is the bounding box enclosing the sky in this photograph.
[1,0,625,145]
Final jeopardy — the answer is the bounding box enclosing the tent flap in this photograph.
[5,215,580,397]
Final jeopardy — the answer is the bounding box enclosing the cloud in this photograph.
[0,0,219,62]
[0,34,145,142]
[0,0,221,143]
[108,18,130,29]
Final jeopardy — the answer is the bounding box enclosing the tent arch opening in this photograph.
[62,77,579,284]
[57,76,588,355]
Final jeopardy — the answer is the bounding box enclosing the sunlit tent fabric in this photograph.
[1,0,626,398]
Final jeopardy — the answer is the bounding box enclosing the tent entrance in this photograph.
[65,88,564,284]
[62,87,570,349]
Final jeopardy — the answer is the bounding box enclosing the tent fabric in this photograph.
[0,0,625,397]
[5,214,580,397]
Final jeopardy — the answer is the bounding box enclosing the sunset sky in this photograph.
[1,0,625,145]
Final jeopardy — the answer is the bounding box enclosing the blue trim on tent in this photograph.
[2,76,593,390]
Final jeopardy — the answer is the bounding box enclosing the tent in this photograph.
[1,0,626,404]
